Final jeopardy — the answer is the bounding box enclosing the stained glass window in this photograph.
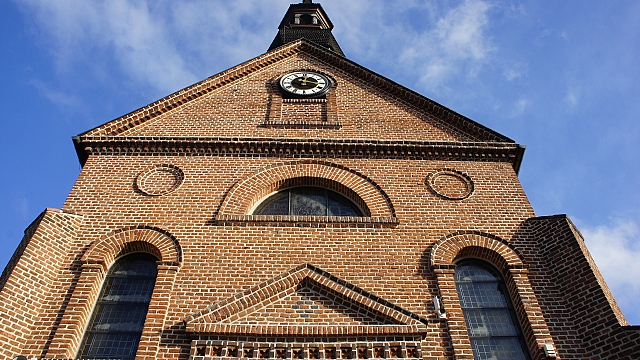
[79,253,158,360]
[254,187,363,217]
[455,262,530,360]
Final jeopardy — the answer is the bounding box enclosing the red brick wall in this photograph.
[34,154,535,359]
[0,209,83,359]
[521,216,640,359]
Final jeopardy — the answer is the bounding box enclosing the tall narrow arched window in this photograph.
[253,186,364,217]
[455,261,530,360]
[79,253,158,360]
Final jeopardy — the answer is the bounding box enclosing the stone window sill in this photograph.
[214,215,398,228]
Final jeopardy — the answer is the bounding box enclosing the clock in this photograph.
[279,71,331,97]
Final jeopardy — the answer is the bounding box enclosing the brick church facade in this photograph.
[1,1,639,359]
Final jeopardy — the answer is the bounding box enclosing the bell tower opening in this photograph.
[267,0,345,57]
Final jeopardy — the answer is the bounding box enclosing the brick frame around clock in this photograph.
[263,70,339,127]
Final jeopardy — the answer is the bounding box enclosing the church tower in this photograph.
[1,1,639,359]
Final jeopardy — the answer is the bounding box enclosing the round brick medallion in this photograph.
[135,165,184,196]
[426,169,474,200]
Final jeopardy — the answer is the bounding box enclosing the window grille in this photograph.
[455,262,530,360]
[79,253,158,360]
[254,186,363,217]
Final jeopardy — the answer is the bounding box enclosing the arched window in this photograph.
[79,253,158,360]
[455,261,530,360]
[253,186,364,216]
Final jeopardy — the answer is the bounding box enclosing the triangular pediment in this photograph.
[77,40,512,141]
[185,264,426,336]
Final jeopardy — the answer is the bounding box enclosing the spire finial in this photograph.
[302,0,312,4]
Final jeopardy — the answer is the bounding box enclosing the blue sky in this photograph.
[1,0,639,323]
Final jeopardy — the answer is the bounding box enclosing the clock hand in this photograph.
[303,77,319,87]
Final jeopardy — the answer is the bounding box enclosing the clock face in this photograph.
[279,71,331,97]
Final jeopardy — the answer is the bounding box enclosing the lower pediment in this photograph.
[185,264,427,337]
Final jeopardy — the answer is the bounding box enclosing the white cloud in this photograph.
[402,0,494,90]
[14,0,498,95]
[13,0,283,94]
[582,219,640,324]
[434,0,492,60]
[325,0,494,93]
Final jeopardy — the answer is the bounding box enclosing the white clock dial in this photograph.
[279,71,331,97]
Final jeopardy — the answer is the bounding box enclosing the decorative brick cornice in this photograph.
[259,120,342,129]
[189,324,426,336]
[74,136,521,168]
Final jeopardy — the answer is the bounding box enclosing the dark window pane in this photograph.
[80,253,158,360]
[89,303,150,332]
[102,277,156,302]
[457,282,508,308]
[455,262,529,360]
[81,332,140,359]
[463,309,519,337]
[291,187,327,216]
[471,338,528,360]
[254,186,363,217]
[327,193,361,217]
[456,265,499,282]
[254,191,289,215]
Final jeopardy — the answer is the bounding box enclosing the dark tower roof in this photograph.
[268,0,345,57]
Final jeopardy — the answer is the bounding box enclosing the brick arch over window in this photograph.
[430,231,555,360]
[82,226,182,267]
[218,160,396,218]
[46,226,182,358]
[430,231,525,272]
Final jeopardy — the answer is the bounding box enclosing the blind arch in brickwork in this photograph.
[430,231,525,272]
[218,160,396,218]
[82,226,182,267]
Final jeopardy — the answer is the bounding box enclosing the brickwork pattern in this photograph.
[2,151,544,359]
[189,340,422,360]
[0,209,83,359]
[2,37,637,360]
[521,216,640,359]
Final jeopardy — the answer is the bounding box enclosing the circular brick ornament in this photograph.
[135,165,184,196]
[426,169,474,200]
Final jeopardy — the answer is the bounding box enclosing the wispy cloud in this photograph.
[14,196,29,220]
[14,0,283,94]
[15,0,500,96]
[30,79,81,109]
[503,62,528,81]
[327,0,494,93]
[565,86,581,107]
[511,97,531,117]
[582,219,640,324]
